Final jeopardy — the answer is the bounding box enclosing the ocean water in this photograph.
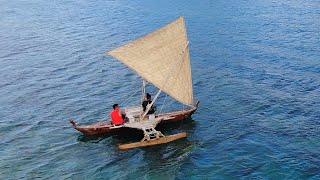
[1,0,320,179]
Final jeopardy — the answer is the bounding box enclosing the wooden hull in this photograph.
[119,133,187,150]
[70,105,198,137]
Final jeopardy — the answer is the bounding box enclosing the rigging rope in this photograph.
[119,86,141,106]
[159,93,168,114]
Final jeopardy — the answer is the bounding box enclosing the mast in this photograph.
[141,80,146,106]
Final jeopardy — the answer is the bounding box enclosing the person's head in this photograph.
[146,93,151,100]
[113,104,120,110]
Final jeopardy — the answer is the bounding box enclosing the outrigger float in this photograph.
[70,17,199,150]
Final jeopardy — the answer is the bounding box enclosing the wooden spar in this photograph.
[141,80,146,105]
[118,132,187,150]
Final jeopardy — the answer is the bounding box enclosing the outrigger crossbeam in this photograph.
[141,127,165,141]
[118,117,187,150]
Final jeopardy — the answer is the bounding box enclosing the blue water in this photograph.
[1,0,320,179]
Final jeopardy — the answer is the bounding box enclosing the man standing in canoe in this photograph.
[142,93,156,115]
[111,104,125,126]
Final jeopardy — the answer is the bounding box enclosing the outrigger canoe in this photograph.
[70,102,199,137]
[70,17,199,150]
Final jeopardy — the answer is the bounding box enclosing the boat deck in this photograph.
[124,118,161,130]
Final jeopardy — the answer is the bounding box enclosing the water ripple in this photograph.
[1,0,320,179]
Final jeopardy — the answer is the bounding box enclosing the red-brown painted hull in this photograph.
[70,105,198,137]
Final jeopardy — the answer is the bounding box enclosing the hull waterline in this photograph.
[70,104,198,137]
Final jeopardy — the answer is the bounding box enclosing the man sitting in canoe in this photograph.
[142,93,156,115]
[111,104,126,126]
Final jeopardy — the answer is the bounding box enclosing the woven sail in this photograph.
[108,17,193,105]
